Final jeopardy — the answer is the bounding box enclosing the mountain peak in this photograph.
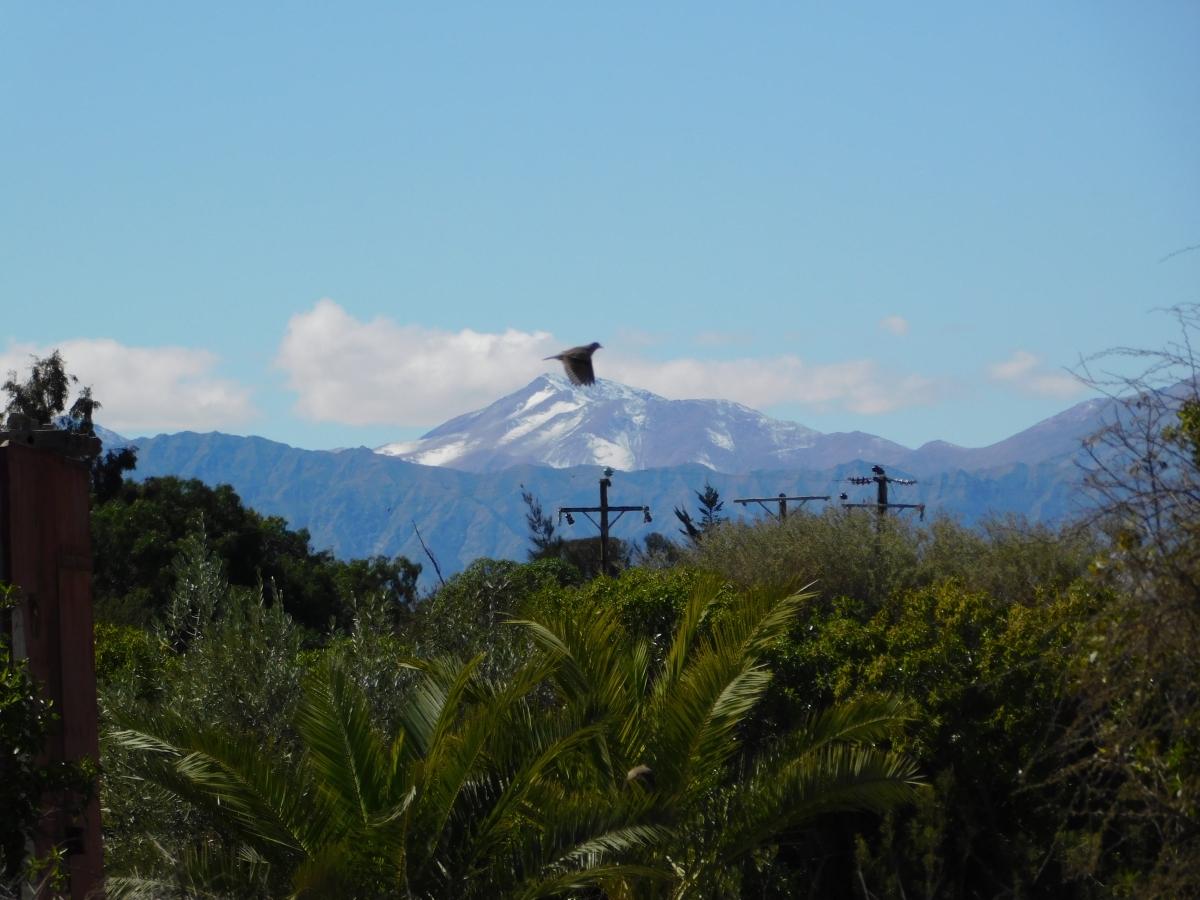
[376,375,822,473]
[375,376,1113,476]
[532,372,663,403]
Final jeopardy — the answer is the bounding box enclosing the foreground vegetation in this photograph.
[3,308,1200,897]
[86,501,1188,899]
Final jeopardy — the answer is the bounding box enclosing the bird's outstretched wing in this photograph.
[545,343,599,386]
[560,352,595,386]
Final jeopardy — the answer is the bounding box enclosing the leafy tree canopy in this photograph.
[91,475,418,631]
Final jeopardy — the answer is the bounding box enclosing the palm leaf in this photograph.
[294,659,394,824]
[111,716,330,866]
[725,742,923,858]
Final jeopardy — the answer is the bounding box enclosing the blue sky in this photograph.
[2,3,1198,451]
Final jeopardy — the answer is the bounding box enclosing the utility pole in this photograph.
[734,492,830,521]
[839,465,925,520]
[558,468,652,575]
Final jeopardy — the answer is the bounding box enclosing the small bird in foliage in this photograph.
[625,764,656,791]
[545,342,602,386]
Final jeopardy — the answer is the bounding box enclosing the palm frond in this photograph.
[294,659,394,824]
[663,575,723,687]
[105,839,275,900]
[725,742,923,858]
[110,717,328,865]
[515,864,670,900]
[458,721,608,870]
[782,693,915,755]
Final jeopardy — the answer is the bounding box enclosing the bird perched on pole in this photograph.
[545,342,602,386]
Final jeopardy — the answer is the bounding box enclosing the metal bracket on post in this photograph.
[839,465,925,520]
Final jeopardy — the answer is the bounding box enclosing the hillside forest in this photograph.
[2,307,1200,899]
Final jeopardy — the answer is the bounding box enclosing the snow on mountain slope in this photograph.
[377,374,1116,475]
[377,374,908,473]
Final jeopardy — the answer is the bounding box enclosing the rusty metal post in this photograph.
[0,423,104,900]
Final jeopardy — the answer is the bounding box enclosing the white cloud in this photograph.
[987,350,1083,399]
[1,339,257,432]
[877,315,910,337]
[276,299,559,426]
[605,354,952,415]
[277,300,956,426]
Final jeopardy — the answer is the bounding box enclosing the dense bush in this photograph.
[682,509,1096,608]
[762,578,1104,897]
[91,475,419,630]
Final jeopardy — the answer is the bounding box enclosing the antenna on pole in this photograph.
[839,465,925,520]
[557,467,653,576]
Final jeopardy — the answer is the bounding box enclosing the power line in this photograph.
[1159,243,1200,263]
[734,492,830,520]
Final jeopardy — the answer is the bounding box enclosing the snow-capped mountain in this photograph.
[377,374,833,472]
[376,374,1115,475]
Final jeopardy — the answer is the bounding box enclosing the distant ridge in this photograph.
[94,381,1112,585]
[377,374,1110,476]
[127,430,1090,586]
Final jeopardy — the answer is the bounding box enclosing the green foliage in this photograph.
[90,474,419,630]
[529,566,737,656]
[94,623,162,702]
[332,554,420,621]
[1065,308,1200,897]
[684,509,1096,609]
[635,532,686,569]
[414,557,580,675]
[518,577,922,898]
[87,386,1200,898]
[0,584,96,884]
[1170,398,1200,468]
[108,655,666,899]
[89,445,138,504]
[106,574,919,899]
[98,536,308,877]
[760,578,1101,897]
[650,508,1100,897]
[521,484,563,559]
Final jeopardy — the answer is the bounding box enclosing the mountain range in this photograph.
[378,374,1110,476]
[102,376,1112,586]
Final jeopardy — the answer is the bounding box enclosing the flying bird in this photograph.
[545,342,602,386]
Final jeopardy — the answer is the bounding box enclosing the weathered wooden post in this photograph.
[598,473,610,575]
[0,416,104,900]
